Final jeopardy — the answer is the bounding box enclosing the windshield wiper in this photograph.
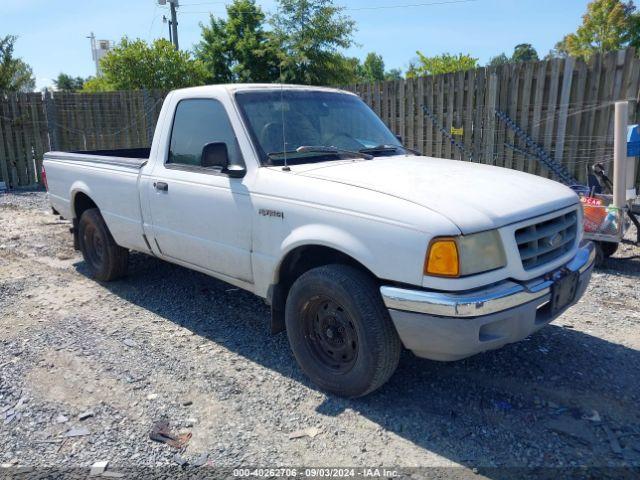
[267,146,373,161]
[297,145,373,159]
[359,144,422,156]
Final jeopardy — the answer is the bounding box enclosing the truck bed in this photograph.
[44,148,150,254]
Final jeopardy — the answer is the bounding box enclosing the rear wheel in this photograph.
[285,264,401,398]
[78,208,128,281]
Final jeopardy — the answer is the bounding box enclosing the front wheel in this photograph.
[285,264,401,398]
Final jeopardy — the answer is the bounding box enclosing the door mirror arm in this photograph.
[223,164,246,178]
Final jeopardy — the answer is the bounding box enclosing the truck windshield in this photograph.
[235,90,407,166]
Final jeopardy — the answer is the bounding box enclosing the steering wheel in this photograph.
[260,122,285,153]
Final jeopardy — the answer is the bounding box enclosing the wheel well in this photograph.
[73,192,98,220]
[268,245,377,333]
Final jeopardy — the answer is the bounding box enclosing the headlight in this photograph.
[424,230,507,277]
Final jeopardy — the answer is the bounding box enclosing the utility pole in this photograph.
[86,32,99,76]
[158,0,179,50]
[169,0,179,50]
[162,15,173,44]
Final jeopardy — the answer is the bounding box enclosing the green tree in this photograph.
[405,60,419,79]
[340,56,364,84]
[54,73,85,92]
[409,52,478,77]
[384,68,402,81]
[195,15,230,83]
[488,52,510,67]
[361,52,385,82]
[271,0,357,85]
[195,0,279,83]
[488,44,538,67]
[0,35,35,93]
[81,76,113,93]
[97,38,207,90]
[554,0,639,59]
[512,43,539,62]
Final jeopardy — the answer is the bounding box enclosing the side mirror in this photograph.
[201,142,246,178]
[202,142,229,169]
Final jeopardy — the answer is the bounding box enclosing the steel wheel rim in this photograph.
[302,295,358,374]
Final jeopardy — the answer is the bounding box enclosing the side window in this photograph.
[168,99,241,168]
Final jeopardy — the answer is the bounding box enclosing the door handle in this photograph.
[154,181,168,192]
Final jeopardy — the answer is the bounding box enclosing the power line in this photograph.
[175,0,477,15]
[348,0,478,12]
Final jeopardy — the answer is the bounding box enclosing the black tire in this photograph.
[78,208,128,281]
[285,264,401,398]
[599,241,619,258]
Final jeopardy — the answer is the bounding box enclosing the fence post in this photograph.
[0,92,8,186]
[483,72,499,165]
[43,90,59,151]
[142,90,155,147]
[554,57,575,170]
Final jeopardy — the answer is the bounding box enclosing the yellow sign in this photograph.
[451,127,464,136]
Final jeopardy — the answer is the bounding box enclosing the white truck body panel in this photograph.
[45,154,149,253]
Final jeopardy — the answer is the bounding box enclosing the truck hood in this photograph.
[295,156,579,233]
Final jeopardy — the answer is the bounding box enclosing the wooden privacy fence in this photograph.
[0,92,49,188]
[346,48,640,188]
[2,49,640,188]
[0,90,166,188]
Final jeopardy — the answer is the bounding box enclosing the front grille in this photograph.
[515,211,578,270]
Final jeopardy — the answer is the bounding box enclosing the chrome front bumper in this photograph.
[380,242,596,361]
[381,241,595,318]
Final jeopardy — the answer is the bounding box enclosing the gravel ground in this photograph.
[1,189,639,478]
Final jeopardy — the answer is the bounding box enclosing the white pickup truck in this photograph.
[44,84,595,397]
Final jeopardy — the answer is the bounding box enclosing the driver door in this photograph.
[146,98,253,283]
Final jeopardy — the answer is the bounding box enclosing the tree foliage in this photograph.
[195,0,279,83]
[407,52,478,77]
[271,0,357,85]
[194,0,360,86]
[405,60,419,79]
[488,44,539,67]
[81,76,113,93]
[361,52,385,82]
[554,0,640,59]
[0,35,35,93]
[512,43,539,62]
[384,68,403,81]
[54,73,85,92]
[488,53,510,67]
[96,38,207,90]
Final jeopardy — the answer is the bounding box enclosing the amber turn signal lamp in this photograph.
[425,238,460,277]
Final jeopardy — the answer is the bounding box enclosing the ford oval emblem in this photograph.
[547,233,563,249]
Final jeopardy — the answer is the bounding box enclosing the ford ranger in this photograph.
[43,84,595,397]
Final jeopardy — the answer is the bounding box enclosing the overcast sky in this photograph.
[3,0,590,90]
